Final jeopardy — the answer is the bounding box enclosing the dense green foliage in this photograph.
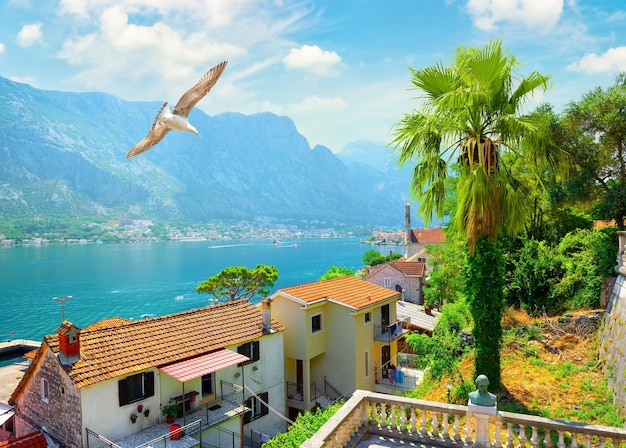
[405,300,471,380]
[362,249,402,266]
[264,403,342,448]
[423,237,466,306]
[195,264,279,302]
[319,265,355,280]
[465,238,505,386]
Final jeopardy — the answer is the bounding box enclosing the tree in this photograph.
[319,265,355,281]
[563,74,626,229]
[195,264,278,302]
[362,249,387,266]
[391,40,567,388]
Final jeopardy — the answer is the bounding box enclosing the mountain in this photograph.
[0,76,418,228]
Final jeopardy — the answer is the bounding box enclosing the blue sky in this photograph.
[0,0,625,153]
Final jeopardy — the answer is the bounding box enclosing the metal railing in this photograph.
[85,428,122,448]
[374,321,404,342]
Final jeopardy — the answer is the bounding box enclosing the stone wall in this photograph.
[599,231,626,416]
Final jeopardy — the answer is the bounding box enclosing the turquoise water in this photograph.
[0,238,392,342]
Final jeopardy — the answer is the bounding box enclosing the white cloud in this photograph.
[17,23,43,47]
[466,0,564,33]
[566,46,626,74]
[0,43,5,55]
[60,0,89,18]
[283,45,342,77]
[289,95,348,114]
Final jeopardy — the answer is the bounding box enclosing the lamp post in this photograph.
[53,295,72,322]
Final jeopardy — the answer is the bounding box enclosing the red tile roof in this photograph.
[388,260,425,276]
[0,431,47,448]
[12,301,284,393]
[409,227,446,244]
[277,276,399,310]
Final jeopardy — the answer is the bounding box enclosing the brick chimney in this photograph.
[261,298,273,333]
[56,321,81,365]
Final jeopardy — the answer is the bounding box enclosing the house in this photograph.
[9,300,286,448]
[269,276,404,421]
[404,203,446,266]
[365,259,427,304]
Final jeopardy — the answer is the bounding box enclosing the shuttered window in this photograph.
[244,391,269,423]
[118,371,155,406]
[237,341,260,365]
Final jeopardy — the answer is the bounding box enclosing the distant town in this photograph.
[0,218,407,247]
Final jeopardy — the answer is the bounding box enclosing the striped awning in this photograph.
[159,349,249,382]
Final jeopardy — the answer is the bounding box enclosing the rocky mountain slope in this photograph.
[0,76,418,227]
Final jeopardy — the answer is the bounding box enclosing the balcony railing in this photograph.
[301,389,626,448]
[374,321,405,343]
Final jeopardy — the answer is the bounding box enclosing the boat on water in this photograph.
[140,314,157,320]
[174,295,184,300]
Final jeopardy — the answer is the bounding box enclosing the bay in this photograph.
[0,238,397,342]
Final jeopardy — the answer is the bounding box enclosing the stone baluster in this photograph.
[544,429,553,448]
[421,409,428,436]
[442,413,450,439]
[585,433,591,448]
[410,407,417,433]
[570,432,578,448]
[400,406,407,431]
[380,403,387,427]
[465,413,473,444]
[390,405,397,430]
[557,430,565,448]
[494,417,502,448]
[453,414,462,441]
[520,425,527,448]
[370,400,376,424]
[432,411,439,437]
[530,426,539,448]
[506,422,515,448]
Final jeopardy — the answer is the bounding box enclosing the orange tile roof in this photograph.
[388,260,425,276]
[0,430,47,448]
[27,301,285,389]
[277,276,399,310]
[409,227,446,244]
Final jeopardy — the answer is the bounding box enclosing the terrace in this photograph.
[302,390,626,448]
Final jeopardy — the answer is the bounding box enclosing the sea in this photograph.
[0,238,399,343]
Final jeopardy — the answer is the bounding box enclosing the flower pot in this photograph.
[169,424,182,440]
[166,416,175,424]
[143,409,150,418]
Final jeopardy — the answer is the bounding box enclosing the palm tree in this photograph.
[391,40,567,388]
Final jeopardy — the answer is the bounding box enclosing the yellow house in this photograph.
[269,276,403,421]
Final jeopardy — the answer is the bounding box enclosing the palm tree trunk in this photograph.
[465,237,505,389]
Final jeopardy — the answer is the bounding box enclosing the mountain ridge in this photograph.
[0,76,421,228]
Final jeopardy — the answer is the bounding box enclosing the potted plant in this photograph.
[143,409,150,418]
[129,413,138,424]
[137,404,144,412]
[161,399,180,424]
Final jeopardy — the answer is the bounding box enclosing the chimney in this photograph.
[56,321,81,365]
[261,298,273,333]
[405,203,411,244]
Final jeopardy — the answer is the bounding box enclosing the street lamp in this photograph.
[53,295,72,322]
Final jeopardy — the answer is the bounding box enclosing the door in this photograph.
[296,359,304,395]
[381,345,390,379]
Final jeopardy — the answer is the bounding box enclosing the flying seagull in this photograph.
[126,60,228,159]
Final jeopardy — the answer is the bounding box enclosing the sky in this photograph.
[0,0,625,153]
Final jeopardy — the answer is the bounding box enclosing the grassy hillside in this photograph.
[414,308,623,428]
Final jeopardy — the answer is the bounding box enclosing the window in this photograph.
[244,392,269,423]
[42,378,49,403]
[237,341,260,365]
[202,373,214,396]
[118,371,155,406]
[364,312,371,324]
[364,350,369,378]
[311,313,322,333]
[383,277,391,287]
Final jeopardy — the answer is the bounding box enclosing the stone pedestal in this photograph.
[468,402,497,448]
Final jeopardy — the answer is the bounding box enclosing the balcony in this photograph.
[374,321,405,343]
[86,382,247,448]
[301,389,626,448]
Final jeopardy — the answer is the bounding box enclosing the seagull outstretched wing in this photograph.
[126,105,172,159]
[173,60,228,118]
